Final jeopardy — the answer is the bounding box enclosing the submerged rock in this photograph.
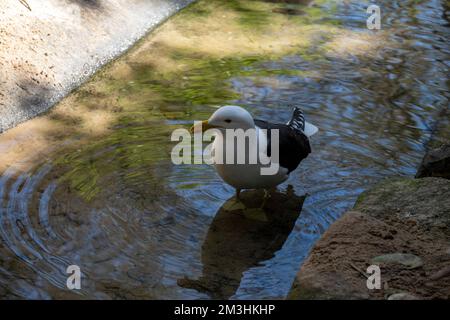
[416,144,450,180]
[288,177,450,300]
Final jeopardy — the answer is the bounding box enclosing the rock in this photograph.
[288,178,450,300]
[371,253,423,269]
[416,144,450,179]
[287,211,376,300]
[388,292,420,300]
[353,177,450,235]
[429,266,450,281]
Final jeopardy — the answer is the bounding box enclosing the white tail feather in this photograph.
[304,122,318,137]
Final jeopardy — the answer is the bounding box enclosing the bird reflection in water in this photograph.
[178,186,306,299]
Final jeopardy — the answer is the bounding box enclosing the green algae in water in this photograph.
[131,54,307,107]
[48,0,338,201]
[57,47,328,201]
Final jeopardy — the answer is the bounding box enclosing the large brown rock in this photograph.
[416,144,450,180]
[354,177,450,233]
[288,177,450,300]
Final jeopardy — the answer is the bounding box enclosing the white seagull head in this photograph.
[207,105,255,130]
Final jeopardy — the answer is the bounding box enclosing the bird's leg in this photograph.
[242,189,269,222]
[223,189,245,211]
[259,189,271,209]
[286,184,294,197]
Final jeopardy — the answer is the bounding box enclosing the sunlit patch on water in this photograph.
[0,0,449,299]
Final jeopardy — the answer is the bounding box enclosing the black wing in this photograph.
[255,119,311,173]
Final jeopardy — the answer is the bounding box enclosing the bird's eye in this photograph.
[224,119,232,123]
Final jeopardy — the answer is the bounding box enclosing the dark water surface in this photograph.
[0,0,449,299]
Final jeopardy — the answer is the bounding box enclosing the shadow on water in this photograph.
[178,189,306,299]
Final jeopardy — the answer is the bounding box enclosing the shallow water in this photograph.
[0,0,449,299]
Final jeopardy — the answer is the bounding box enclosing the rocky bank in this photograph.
[289,144,450,300]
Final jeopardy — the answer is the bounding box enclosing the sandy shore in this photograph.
[0,0,192,133]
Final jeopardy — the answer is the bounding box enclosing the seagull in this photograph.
[191,105,318,201]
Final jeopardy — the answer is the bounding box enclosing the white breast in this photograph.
[211,127,289,190]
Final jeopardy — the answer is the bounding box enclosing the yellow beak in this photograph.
[190,120,218,133]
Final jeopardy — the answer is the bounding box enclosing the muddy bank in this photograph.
[0,0,193,133]
[288,175,450,299]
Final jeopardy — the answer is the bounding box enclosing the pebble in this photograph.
[388,292,420,300]
[371,253,423,269]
